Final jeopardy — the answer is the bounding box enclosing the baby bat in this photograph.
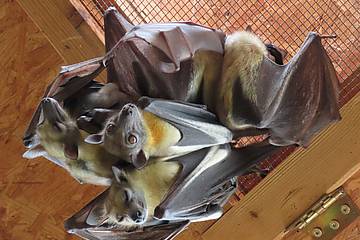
[84,97,233,169]
[64,140,282,239]
[22,98,119,186]
[216,31,341,146]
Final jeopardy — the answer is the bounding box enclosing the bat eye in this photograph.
[106,124,116,134]
[127,134,137,144]
[124,189,131,202]
[116,215,124,222]
[53,122,64,133]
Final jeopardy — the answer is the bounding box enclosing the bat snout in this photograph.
[120,104,138,116]
[40,98,67,124]
[131,209,146,224]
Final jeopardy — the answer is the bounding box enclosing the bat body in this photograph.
[103,8,340,146]
[65,140,282,239]
[216,31,341,146]
[23,98,119,186]
[85,97,233,169]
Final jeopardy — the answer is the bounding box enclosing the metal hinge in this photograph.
[287,187,359,239]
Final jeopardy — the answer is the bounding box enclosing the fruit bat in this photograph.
[102,8,285,110]
[84,97,233,169]
[216,31,341,146]
[22,54,127,148]
[104,8,340,146]
[22,97,119,186]
[64,140,282,239]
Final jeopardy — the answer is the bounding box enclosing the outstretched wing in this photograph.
[258,32,341,146]
[155,141,281,221]
[218,32,340,146]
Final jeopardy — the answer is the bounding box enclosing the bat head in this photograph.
[92,166,148,227]
[25,98,80,160]
[85,103,148,169]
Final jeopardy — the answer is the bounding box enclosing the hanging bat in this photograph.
[22,97,119,186]
[91,8,340,146]
[64,140,282,239]
[22,53,129,148]
[216,31,341,146]
[103,7,286,111]
[84,97,233,169]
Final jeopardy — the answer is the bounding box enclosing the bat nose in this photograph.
[122,104,136,115]
[42,97,52,104]
[23,136,33,148]
[132,210,145,223]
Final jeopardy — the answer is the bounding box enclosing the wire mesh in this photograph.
[77,0,359,196]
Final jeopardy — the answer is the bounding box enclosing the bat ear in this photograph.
[112,166,127,183]
[245,25,253,32]
[84,134,103,145]
[86,201,108,226]
[131,150,148,169]
[22,144,46,159]
[64,143,78,160]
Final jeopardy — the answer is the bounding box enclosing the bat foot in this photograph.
[251,166,271,178]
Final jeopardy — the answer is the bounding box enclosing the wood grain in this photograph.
[16,0,106,81]
[0,1,105,239]
[202,93,360,240]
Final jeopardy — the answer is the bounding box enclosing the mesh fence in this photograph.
[77,0,359,197]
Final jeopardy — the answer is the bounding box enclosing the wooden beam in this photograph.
[202,93,360,240]
[69,0,105,44]
[16,0,105,81]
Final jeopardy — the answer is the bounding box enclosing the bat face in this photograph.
[86,103,148,169]
[99,166,147,227]
[35,98,80,160]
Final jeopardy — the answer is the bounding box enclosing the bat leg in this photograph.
[249,165,271,178]
[104,7,134,52]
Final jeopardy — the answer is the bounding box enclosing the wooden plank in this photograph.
[16,0,105,81]
[282,170,360,240]
[202,93,360,240]
[0,1,107,239]
[69,0,105,44]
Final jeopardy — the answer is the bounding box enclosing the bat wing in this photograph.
[104,7,134,53]
[67,221,189,240]
[106,10,225,100]
[155,141,281,221]
[258,32,341,146]
[140,97,233,152]
[64,189,189,240]
[220,32,341,146]
[122,22,224,72]
[23,56,111,147]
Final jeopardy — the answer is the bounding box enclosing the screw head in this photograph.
[312,227,323,238]
[329,220,340,230]
[341,204,351,215]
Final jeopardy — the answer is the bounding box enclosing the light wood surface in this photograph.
[16,0,106,81]
[0,1,105,239]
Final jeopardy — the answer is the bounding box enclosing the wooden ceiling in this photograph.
[0,0,359,240]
